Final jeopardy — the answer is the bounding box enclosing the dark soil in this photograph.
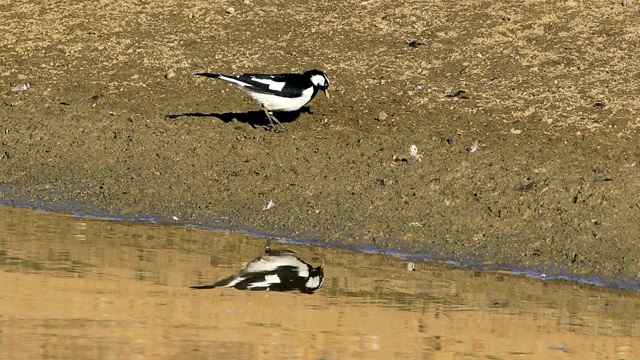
[2,0,640,285]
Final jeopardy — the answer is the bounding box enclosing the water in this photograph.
[1,206,639,359]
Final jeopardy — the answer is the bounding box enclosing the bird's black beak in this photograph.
[323,89,330,100]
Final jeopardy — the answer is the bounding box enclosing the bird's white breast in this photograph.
[246,274,282,289]
[246,255,310,277]
[246,87,314,112]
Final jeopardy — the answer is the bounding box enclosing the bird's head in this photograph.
[303,262,325,293]
[306,69,331,99]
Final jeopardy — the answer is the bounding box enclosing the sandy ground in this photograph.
[1,0,640,285]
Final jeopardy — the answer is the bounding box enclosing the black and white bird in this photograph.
[194,69,330,131]
[190,245,324,294]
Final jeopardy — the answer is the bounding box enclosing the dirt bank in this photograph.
[1,0,639,285]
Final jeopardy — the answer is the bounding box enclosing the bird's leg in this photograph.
[262,107,287,132]
[264,239,272,255]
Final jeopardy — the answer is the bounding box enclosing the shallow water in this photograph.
[1,206,639,359]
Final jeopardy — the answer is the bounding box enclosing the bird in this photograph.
[190,244,325,294]
[194,69,330,131]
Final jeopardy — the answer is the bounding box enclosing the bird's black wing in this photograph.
[195,72,311,98]
[235,73,310,98]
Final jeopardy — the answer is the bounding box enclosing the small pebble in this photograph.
[407,262,415,271]
[226,7,236,14]
[165,69,176,79]
[376,111,388,121]
[11,83,30,92]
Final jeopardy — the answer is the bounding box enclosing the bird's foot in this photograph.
[270,123,288,132]
[263,108,288,132]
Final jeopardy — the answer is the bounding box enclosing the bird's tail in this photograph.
[190,283,219,290]
[190,273,239,290]
[194,72,222,79]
